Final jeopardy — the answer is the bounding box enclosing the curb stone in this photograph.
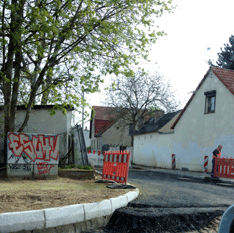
[0,189,139,233]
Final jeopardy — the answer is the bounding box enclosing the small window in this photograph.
[204,90,216,114]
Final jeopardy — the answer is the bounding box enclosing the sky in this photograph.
[80,0,234,129]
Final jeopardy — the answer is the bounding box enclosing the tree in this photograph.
[210,35,234,70]
[0,0,174,161]
[104,69,179,146]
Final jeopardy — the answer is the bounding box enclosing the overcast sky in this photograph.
[80,0,234,128]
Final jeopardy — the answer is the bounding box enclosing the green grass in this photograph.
[59,164,93,170]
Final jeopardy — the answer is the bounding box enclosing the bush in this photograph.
[60,164,93,170]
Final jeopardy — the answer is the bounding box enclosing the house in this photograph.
[0,105,74,164]
[133,110,181,168]
[133,66,234,172]
[89,106,164,152]
[89,106,131,152]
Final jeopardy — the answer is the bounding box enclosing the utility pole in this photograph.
[82,89,84,130]
[81,88,87,130]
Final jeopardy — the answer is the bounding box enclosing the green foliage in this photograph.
[215,35,234,70]
[60,164,93,170]
[0,0,175,133]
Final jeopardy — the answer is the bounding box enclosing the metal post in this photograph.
[82,89,84,130]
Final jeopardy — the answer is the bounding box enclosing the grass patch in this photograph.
[0,178,107,192]
[59,164,93,170]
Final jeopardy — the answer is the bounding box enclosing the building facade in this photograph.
[133,66,234,172]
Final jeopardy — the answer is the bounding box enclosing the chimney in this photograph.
[155,110,164,122]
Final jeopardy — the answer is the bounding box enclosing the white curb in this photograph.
[125,190,139,202]
[84,199,112,220]
[44,203,85,228]
[0,189,139,233]
[110,195,128,213]
[0,209,44,233]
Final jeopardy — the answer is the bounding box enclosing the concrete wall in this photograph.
[134,132,174,169]
[7,133,59,179]
[133,70,234,172]
[14,108,72,135]
[0,107,73,163]
[102,121,131,148]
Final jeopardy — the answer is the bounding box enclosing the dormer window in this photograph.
[204,90,216,114]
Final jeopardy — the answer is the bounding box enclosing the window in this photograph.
[204,90,216,114]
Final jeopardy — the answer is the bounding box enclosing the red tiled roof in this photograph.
[92,106,117,120]
[90,106,119,137]
[212,66,234,95]
[171,66,234,129]
[94,119,115,135]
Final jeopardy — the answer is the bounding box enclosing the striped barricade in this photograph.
[87,151,104,166]
[204,156,208,173]
[214,157,234,179]
[172,154,176,169]
[102,151,130,184]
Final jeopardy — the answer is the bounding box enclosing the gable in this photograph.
[90,106,118,138]
[172,66,234,129]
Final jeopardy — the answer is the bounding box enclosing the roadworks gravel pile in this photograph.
[103,207,225,233]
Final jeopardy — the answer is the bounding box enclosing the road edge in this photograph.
[0,188,139,233]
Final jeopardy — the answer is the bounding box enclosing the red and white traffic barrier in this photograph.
[172,154,176,169]
[87,150,104,166]
[102,150,130,184]
[204,156,208,173]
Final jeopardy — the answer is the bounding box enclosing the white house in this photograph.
[133,111,181,168]
[133,66,234,172]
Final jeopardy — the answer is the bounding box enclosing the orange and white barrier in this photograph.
[172,154,176,169]
[102,150,130,184]
[87,150,104,166]
[214,157,234,179]
[204,156,208,173]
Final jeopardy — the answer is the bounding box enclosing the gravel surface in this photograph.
[84,208,224,232]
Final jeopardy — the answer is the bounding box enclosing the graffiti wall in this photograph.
[7,133,59,179]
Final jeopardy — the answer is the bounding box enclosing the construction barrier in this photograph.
[102,150,130,184]
[87,151,104,166]
[172,154,176,169]
[204,156,208,173]
[214,157,234,179]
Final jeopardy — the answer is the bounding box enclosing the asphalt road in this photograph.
[91,169,234,232]
[127,170,234,208]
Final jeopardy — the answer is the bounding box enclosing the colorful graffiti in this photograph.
[8,133,59,162]
[36,162,54,175]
